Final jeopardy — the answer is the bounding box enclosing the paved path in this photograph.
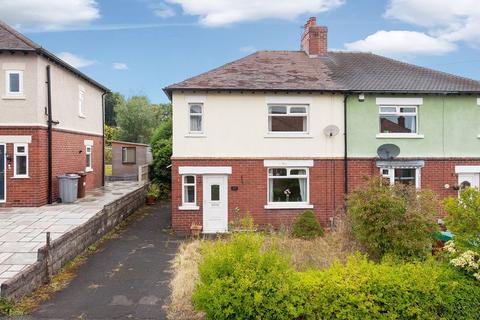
[0,181,144,288]
[32,203,180,320]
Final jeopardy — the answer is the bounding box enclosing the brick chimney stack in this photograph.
[301,17,328,57]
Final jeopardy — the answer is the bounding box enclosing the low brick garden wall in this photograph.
[0,184,148,299]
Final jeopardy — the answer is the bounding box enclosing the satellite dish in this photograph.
[377,144,400,159]
[323,125,340,137]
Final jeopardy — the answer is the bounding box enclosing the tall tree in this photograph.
[104,92,125,126]
[115,96,156,143]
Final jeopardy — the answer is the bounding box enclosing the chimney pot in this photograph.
[301,17,327,57]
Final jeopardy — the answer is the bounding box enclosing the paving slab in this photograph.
[0,181,144,292]
[33,203,179,320]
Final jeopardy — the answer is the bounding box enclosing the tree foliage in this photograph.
[115,96,156,144]
[291,210,324,239]
[347,177,439,260]
[150,116,172,198]
[104,92,124,126]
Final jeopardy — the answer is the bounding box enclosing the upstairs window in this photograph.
[268,168,309,203]
[14,143,28,178]
[122,147,136,164]
[6,70,23,96]
[379,106,417,134]
[85,145,92,171]
[79,86,86,117]
[189,103,203,133]
[268,105,308,133]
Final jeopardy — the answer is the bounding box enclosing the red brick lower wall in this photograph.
[172,157,480,233]
[172,159,345,233]
[0,126,103,207]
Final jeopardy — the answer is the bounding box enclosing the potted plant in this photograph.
[146,183,160,205]
[190,223,203,238]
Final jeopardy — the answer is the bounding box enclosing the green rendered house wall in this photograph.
[347,95,480,158]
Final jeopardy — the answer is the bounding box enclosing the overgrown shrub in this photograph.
[299,255,480,320]
[192,233,305,320]
[444,187,480,252]
[347,177,439,260]
[291,210,324,239]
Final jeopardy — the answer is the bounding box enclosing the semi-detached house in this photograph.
[0,22,108,207]
[165,17,480,234]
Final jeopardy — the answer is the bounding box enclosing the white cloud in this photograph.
[344,30,456,57]
[57,52,96,68]
[166,0,344,26]
[385,0,480,45]
[0,0,100,31]
[113,63,129,70]
[240,46,257,53]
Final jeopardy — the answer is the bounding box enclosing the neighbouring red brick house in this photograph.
[0,22,108,207]
[164,17,480,234]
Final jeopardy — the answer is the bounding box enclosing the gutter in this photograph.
[46,65,53,204]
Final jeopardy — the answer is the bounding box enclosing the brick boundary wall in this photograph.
[0,183,147,299]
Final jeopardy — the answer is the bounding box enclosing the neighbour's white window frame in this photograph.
[79,86,86,118]
[266,167,312,209]
[13,143,28,178]
[378,105,418,135]
[267,104,309,135]
[5,70,23,96]
[380,167,421,189]
[181,175,198,209]
[188,103,203,134]
[122,147,136,164]
[85,145,93,172]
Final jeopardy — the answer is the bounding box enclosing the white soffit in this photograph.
[0,135,32,143]
[376,97,423,105]
[179,166,232,175]
[264,160,314,167]
[455,166,480,174]
[266,96,313,105]
[185,95,207,103]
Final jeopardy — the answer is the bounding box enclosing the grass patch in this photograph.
[105,164,112,176]
[1,206,150,316]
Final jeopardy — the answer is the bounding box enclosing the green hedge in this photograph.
[193,234,480,320]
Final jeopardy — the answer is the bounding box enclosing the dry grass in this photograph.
[165,217,362,319]
[164,240,205,320]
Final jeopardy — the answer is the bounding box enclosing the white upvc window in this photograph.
[379,105,418,135]
[266,167,312,208]
[268,104,309,134]
[13,143,28,178]
[180,175,198,209]
[79,86,86,117]
[5,70,23,96]
[85,145,92,172]
[188,103,203,133]
[122,147,136,164]
[380,167,421,189]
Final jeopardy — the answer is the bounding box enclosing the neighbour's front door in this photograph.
[0,145,5,202]
[203,175,228,233]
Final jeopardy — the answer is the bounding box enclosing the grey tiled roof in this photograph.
[0,21,108,92]
[165,51,480,95]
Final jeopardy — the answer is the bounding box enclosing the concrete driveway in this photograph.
[32,203,181,320]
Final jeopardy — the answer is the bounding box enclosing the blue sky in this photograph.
[2,0,480,103]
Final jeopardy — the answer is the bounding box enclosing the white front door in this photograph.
[458,173,480,189]
[203,175,228,233]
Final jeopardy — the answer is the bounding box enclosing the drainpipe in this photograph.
[46,66,53,204]
[102,92,107,186]
[343,94,349,197]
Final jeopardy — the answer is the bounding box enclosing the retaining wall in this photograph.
[0,184,147,299]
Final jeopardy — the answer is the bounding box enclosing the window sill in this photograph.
[12,176,30,179]
[78,114,86,119]
[264,203,313,210]
[2,95,26,100]
[264,133,312,139]
[477,135,480,139]
[184,134,206,138]
[85,168,93,173]
[179,205,200,211]
[376,133,424,139]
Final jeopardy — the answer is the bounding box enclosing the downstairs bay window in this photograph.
[266,167,312,209]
